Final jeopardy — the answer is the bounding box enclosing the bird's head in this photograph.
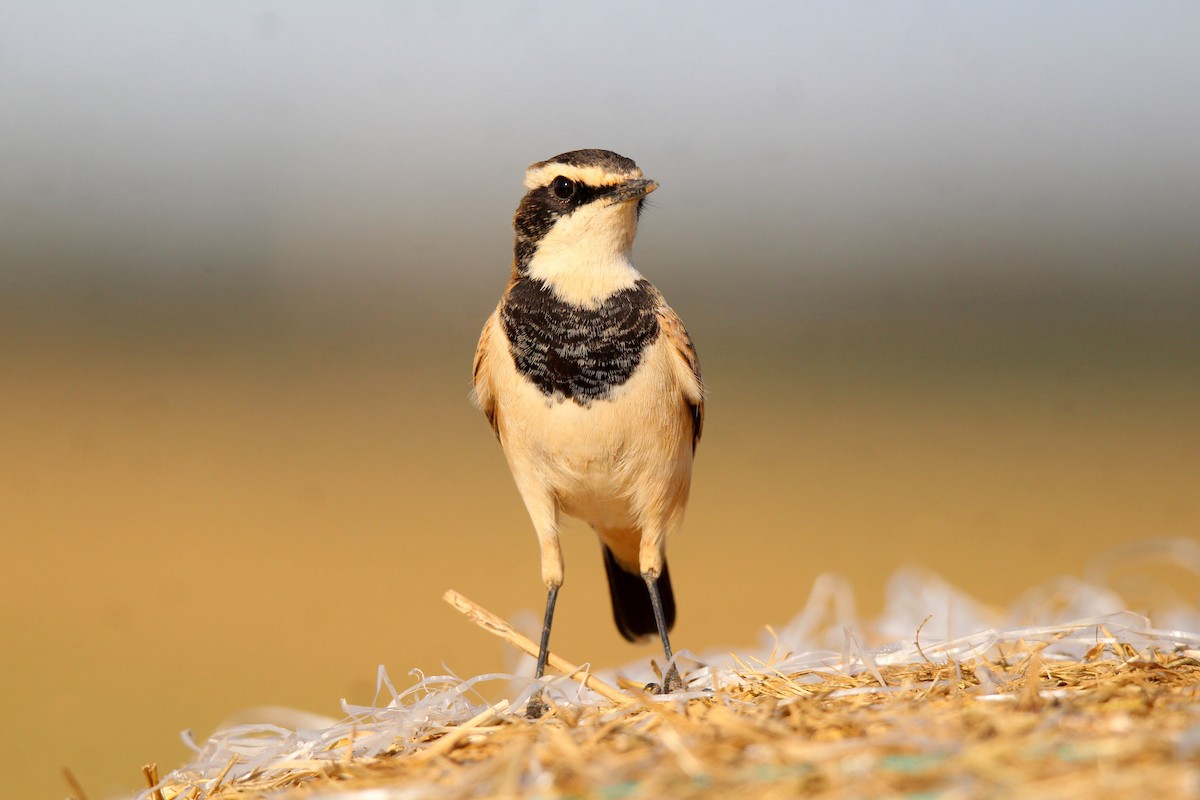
[512,149,657,305]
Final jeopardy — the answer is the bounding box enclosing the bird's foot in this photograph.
[660,663,684,693]
[644,662,684,695]
[524,692,550,719]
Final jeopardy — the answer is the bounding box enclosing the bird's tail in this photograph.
[602,545,675,643]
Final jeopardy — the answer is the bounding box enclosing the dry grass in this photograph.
[137,592,1200,800]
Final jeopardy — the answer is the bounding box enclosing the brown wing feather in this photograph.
[654,297,705,451]
[472,310,501,438]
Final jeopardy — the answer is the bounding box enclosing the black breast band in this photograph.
[501,278,660,404]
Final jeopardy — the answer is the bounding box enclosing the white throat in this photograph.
[525,201,644,307]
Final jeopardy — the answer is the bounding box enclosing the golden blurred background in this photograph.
[3,3,1199,798]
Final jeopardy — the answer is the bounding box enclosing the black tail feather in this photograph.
[602,546,675,642]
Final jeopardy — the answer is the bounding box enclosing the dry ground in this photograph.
[137,596,1200,800]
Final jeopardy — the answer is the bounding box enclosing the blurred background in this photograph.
[3,2,1199,797]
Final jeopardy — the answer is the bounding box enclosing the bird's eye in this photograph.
[551,176,576,200]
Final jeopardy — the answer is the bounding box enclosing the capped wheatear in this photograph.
[472,149,703,703]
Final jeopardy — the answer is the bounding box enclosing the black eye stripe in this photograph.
[554,181,616,207]
[524,182,619,218]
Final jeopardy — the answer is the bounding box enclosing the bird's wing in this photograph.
[654,298,705,451]
[472,309,501,437]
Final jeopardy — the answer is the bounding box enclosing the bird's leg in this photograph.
[532,583,559,680]
[515,492,562,718]
[645,573,683,693]
[525,583,559,718]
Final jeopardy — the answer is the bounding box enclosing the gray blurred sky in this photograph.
[3,1,1199,323]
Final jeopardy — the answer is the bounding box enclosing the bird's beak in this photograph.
[611,178,658,203]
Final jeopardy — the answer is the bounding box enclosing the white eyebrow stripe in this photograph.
[523,163,643,191]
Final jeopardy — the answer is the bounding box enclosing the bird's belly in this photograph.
[517,393,645,527]
[496,343,691,530]
[555,453,637,530]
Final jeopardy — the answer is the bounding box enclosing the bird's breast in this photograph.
[500,277,660,405]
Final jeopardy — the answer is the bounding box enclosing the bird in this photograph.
[472,149,704,707]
